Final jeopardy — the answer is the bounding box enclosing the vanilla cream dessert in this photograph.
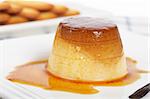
[47,17,127,82]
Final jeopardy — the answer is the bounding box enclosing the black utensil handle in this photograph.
[129,83,150,99]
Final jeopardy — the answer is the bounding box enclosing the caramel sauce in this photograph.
[7,57,149,94]
[58,17,119,43]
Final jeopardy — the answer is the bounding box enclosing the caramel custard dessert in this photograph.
[47,17,127,82]
[7,17,149,94]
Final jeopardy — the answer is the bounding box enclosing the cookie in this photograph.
[6,3,22,14]
[19,8,40,20]
[6,1,53,11]
[0,13,10,24]
[0,2,10,11]
[37,12,58,20]
[52,5,68,15]
[63,9,80,16]
[6,15,28,24]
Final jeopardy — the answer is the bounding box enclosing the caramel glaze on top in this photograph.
[56,17,123,60]
[58,17,121,43]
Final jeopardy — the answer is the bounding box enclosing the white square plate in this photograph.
[0,30,149,99]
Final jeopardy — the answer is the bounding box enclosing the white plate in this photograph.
[0,1,112,39]
[0,31,150,99]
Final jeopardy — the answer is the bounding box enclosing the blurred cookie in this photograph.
[6,16,28,24]
[7,3,22,14]
[0,13,10,24]
[52,5,68,15]
[37,12,57,20]
[0,2,10,11]
[19,8,40,20]
[63,9,80,16]
[6,1,53,11]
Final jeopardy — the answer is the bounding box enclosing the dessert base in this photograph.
[48,36,127,82]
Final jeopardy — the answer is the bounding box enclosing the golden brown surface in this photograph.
[37,12,57,20]
[0,13,10,24]
[19,7,40,20]
[64,9,80,16]
[0,0,80,25]
[0,2,10,11]
[7,1,54,11]
[48,17,127,82]
[6,3,22,14]
[52,5,68,15]
[6,16,28,24]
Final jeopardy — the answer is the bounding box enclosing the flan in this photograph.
[47,17,127,82]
